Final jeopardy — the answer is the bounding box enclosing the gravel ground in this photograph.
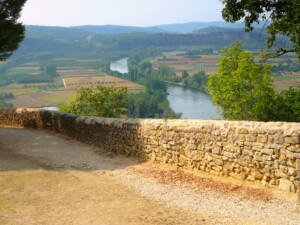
[1,127,300,225]
[111,166,300,225]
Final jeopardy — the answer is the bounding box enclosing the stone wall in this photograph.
[1,108,300,193]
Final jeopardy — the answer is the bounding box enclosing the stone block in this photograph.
[212,147,221,155]
[274,135,284,144]
[285,136,300,144]
[261,148,274,155]
[279,178,293,192]
[246,135,257,142]
[238,128,248,134]
[223,151,234,158]
[257,135,267,143]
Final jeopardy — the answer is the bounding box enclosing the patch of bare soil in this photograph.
[0,127,300,225]
[0,127,214,225]
[129,166,272,202]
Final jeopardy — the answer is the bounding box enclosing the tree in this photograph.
[221,0,300,58]
[182,70,189,79]
[0,0,27,61]
[60,85,128,117]
[272,88,300,122]
[189,71,207,89]
[208,42,274,121]
[41,65,59,77]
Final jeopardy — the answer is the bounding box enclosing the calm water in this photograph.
[42,106,58,111]
[167,85,221,120]
[110,58,129,73]
[110,58,221,120]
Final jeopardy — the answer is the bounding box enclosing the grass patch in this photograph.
[38,92,76,105]
[0,88,39,96]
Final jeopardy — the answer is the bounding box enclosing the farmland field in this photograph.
[152,52,220,75]
[1,49,299,109]
[0,58,143,108]
[153,51,300,89]
[63,75,143,90]
[57,68,99,77]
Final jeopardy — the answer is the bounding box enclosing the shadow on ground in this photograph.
[0,127,138,172]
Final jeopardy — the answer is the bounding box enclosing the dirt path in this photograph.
[0,127,299,225]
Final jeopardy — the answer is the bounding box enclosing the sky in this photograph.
[20,0,224,27]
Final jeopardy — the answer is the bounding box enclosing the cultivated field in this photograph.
[153,51,300,89]
[57,68,99,77]
[63,75,143,90]
[1,59,143,108]
[152,52,220,75]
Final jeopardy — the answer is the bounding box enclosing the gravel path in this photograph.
[0,127,300,225]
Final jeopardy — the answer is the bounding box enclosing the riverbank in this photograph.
[110,58,220,119]
[165,81,208,94]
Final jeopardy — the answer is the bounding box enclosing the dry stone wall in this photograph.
[0,108,300,193]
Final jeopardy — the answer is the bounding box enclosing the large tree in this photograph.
[208,42,275,121]
[60,86,128,118]
[0,0,27,61]
[221,0,300,58]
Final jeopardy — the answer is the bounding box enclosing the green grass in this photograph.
[38,92,76,105]
[0,88,40,96]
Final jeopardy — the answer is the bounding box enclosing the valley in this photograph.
[0,24,299,118]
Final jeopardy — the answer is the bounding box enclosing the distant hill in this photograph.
[25,25,91,41]
[155,21,245,33]
[25,22,270,38]
[71,22,245,34]
[71,25,167,35]
[193,26,268,35]
[193,26,243,34]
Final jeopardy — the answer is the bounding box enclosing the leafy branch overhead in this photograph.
[222,0,300,58]
[0,0,27,61]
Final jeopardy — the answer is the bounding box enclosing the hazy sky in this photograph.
[21,0,224,27]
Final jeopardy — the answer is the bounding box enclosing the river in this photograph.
[166,85,220,119]
[110,58,221,120]
[110,58,129,73]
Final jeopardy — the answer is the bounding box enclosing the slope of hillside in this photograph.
[72,25,167,34]
[155,21,244,33]
[25,25,91,41]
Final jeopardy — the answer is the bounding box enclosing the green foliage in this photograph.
[271,61,300,73]
[0,0,27,61]
[0,101,12,107]
[158,58,178,62]
[145,79,167,93]
[182,71,208,91]
[192,72,207,89]
[155,65,176,77]
[60,86,128,117]
[59,80,179,119]
[222,0,300,57]
[0,92,14,107]
[127,79,181,119]
[271,88,300,122]
[208,43,274,121]
[182,70,189,79]
[41,65,59,77]
[0,92,14,100]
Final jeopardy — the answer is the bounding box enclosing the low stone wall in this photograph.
[1,108,300,193]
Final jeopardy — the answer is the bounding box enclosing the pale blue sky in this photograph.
[21,0,224,27]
